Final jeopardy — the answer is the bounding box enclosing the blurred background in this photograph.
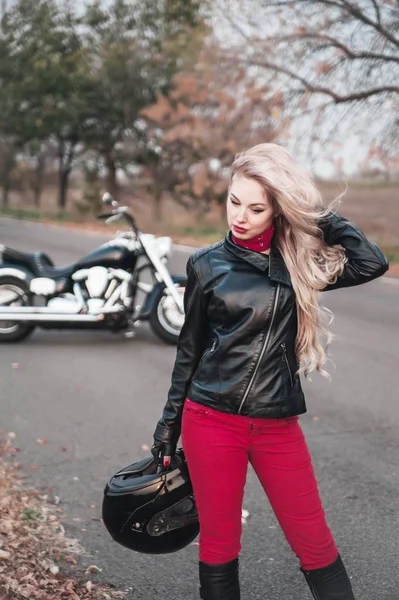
[0,0,397,263]
[0,3,398,599]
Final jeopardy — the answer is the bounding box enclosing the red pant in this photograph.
[181,399,338,570]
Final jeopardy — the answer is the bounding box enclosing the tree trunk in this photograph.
[2,180,9,208]
[153,188,163,222]
[32,154,45,208]
[58,167,70,210]
[195,198,209,224]
[0,144,16,208]
[57,138,75,210]
[105,153,119,200]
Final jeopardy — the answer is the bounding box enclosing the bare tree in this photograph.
[239,1,398,101]
[216,0,399,167]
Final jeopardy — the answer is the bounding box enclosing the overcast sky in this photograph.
[2,0,396,177]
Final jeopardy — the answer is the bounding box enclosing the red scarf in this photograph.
[231,225,274,253]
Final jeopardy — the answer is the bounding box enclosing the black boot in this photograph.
[301,554,355,599]
[199,558,240,600]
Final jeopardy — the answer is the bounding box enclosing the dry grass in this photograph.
[0,435,125,600]
[2,179,398,264]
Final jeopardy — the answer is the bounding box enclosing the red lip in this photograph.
[233,225,248,233]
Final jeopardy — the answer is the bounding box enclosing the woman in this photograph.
[151,143,388,600]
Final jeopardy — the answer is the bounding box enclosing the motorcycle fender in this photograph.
[138,275,186,320]
[0,263,34,282]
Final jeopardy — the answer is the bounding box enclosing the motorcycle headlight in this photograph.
[156,237,172,259]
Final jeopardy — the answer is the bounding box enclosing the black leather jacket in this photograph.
[153,213,389,452]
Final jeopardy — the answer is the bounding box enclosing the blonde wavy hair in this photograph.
[231,143,348,379]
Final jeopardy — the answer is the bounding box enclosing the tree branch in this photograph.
[215,3,249,39]
[258,0,399,49]
[259,0,310,6]
[245,58,399,102]
[321,0,399,49]
[369,0,381,26]
[269,32,399,64]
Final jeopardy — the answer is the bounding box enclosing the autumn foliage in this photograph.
[139,44,287,217]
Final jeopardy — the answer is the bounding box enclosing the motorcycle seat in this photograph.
[2,246,76,279]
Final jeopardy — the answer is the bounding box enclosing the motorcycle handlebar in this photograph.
[96,213,114,220]
[105,214,122,225]
[96,209,138,232]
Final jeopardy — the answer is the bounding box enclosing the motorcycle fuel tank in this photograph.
[74,242,136,271]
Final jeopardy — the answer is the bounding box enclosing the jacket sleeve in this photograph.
[153,255,210,446]
[319,212,389,292]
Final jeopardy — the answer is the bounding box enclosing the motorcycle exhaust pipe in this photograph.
[0,311,105,322]
[0,303,125,322]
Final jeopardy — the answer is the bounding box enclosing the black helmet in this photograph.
[102,448,199,554]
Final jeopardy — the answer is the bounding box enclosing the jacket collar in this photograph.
[224,232,292,286]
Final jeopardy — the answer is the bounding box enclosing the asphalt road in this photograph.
[0,217,398,600]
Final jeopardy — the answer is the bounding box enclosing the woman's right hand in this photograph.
[152,420,178,468]
[151,440,173,468]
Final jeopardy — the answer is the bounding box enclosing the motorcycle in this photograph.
[0,194,186,344]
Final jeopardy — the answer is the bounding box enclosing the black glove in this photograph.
[317,211,335,245]
[151,420,180,466]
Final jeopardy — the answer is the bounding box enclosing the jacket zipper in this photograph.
[237,283,281,414]
[202,338,217,359]
[281,342,294,387]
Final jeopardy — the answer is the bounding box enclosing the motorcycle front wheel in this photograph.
[0,276,36,342]
[149,277,187,345]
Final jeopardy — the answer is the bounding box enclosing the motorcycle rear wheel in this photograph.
[149,277,187,345]
[0,276,36,342]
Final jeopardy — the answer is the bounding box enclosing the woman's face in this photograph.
[226,175,275,239]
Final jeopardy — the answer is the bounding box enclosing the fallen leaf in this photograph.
[49,565,59,574]
[0,438,127,599]
[85,564,102,574]
[20,584,36,598]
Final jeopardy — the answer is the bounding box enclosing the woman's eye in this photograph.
[230,199,263,214]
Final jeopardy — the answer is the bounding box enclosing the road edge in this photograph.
[1,215,398,280]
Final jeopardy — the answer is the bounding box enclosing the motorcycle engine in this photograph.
[85,267,109,298]
[47,295,81,313]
